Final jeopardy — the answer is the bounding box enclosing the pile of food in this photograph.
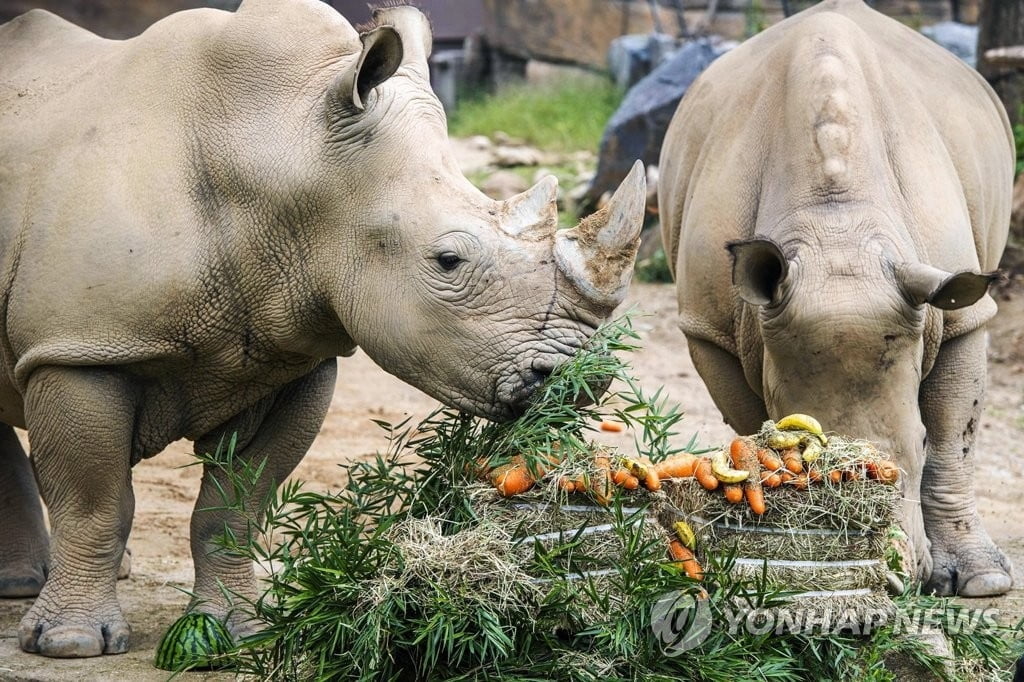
[464,412,903,623]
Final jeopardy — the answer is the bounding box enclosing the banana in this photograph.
[673,521,697,550]
[766,430,801,450]
[801,438,824,463]
[775,413,828,445]
[775,413,823,435]
[710,450,749,483]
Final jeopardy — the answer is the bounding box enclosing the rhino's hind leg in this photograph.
[18,367,135,657]
[188,359,337,639]
[687,336,769,435]
[920,329,1012,597]
[0,424,49,597]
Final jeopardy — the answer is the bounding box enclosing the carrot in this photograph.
[611,468,630,485]
[723,483,744,504]
[760,471,782,488]
[869,460,899,484]
[757,448,784,471]
[490,464,536,497]
[844,467,861,482]
[828,469,843,484]
[591,455,612,504]
[807,467,823,483]
[745,486,766,514]
[654,453,699,479]
[612,468,640,490]
[730,436,765,516]
[694,457,719,490]
[557,477,576,493]
[668,540,704,580]
[599,420,625,433]
[781,447,803,474]
[791,473,810,490]
[729,437,753,468]
[779,470,796,484]
[643,469,661,491]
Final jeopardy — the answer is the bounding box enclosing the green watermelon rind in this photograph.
[154,612,234,672]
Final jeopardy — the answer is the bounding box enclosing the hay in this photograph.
[661,476,899,532]
[727,556,889,592]
[360,516,542,620]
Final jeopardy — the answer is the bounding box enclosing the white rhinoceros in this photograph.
[660,0,1014,596]
[0,1,646,658]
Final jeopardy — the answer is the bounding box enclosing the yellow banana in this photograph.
[673,521,697,550]
[775,413,828,445]
[801,438,824,463]
[775,413,823,435]
[766,430,801,450]
[710,450,749,483]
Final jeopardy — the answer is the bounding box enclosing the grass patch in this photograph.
[449,80,622,153]
[187,318,1022,680]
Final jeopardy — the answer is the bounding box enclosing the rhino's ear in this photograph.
[727,238,788,306]
[897,262,999,310]
[338,25,404,112]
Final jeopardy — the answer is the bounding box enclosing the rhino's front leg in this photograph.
[0,424,50,597]
[18,367,135,657]
[188,359,337,638]
[920,328,1012,596]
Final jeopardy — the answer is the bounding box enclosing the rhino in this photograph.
[0,0,646,658]
[660,0,1014,596]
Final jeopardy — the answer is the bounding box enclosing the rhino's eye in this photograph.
[436,252,463,271]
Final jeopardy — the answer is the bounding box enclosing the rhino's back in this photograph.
[660,0,1013,348]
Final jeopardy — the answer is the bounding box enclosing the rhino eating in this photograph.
[0,1,645,658]
[660,0,1014,598]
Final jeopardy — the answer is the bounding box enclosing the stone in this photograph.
[584,38,730,210]
[493,145,542,167]
[608,33,680,90]
[480,170,529,200]
[920,21,978,67]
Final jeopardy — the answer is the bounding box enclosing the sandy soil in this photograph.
[1,282,1022,681]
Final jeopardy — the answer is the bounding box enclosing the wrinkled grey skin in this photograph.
[0,0,646,658]
[660,0,1013,597]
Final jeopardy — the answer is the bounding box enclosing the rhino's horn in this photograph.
[499,175,559,240]
[554,160,646,310]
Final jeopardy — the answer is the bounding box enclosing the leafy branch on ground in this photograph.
[186,316,1022,681]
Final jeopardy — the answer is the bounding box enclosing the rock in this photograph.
[607,33,680,90]
[480,170,529,200]
[584,38,730,210]
[921,22,978,67]
[493,145,542,167]
[492,130,525,146]
[468,135,492,150]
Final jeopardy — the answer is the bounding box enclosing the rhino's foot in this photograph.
[925,531,1013,597]
[18,593,130,657]
[0,545,49,598]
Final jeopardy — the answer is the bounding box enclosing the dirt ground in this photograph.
[1,281,1022,681]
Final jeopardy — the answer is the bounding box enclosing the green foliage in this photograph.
[191,317,1022,681]
[634,247,674,284]
[449,80,621,153]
